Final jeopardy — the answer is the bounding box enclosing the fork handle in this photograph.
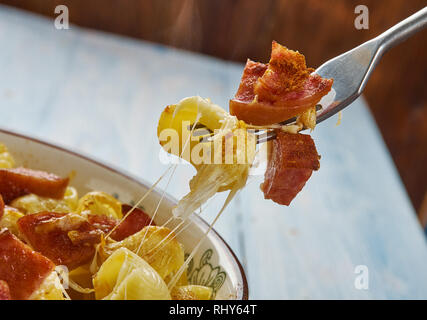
[377,6,427,52]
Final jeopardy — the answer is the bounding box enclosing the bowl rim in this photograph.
[0,127,249,300]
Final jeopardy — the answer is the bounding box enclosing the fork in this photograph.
[259,7,427,143]
[192,7,427,144]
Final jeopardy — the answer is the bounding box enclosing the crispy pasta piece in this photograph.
[10,187,78,214]
[77,191,122,220]
[0,205,24,238]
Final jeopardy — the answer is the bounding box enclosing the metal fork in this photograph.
[192,7,427,144]
[258,7,427,143]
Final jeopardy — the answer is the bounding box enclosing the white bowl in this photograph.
[0,128,248,300]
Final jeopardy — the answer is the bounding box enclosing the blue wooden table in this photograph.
[1,6,427,299]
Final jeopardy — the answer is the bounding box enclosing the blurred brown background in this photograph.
[1,0,426,221]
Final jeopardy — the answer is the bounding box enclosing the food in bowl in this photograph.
[0,40,332,300]
[0,143,213,300]
[153,42,331,294]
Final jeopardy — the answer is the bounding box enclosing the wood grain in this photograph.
[0,0,426,218]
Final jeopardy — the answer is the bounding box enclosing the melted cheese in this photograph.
[93,247,171,300]
[157,96,255,220]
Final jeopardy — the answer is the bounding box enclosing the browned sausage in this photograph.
[0,167,69,203]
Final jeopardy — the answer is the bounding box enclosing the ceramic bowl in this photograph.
[0,128,248,300]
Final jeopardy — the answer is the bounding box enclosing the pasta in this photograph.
[102,226,186,281]
[0,143,15,169]
[171,285,213,300]
[29,271,65,300]
[10,187,78,214]
[0,144,212,300]
[157,96,255,220]
[0,41,333,301]
[0,206,24,238]
[93,247,171,300]
[77,191,122,219]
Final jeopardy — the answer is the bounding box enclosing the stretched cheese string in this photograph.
[104,109,202,242]
[336,111,343,126]
[135,113,202,255]
[91,111,202,275]
[67,278,94,295]
[142,207,204,264]
[94,98,250,296]
[90,163,174,274]
[167,185,241,290]
[104,164,174,241]
[144,198,214,257]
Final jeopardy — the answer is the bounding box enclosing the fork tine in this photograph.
[192,129,212,137]
[279,117,297,125]
[187,124,212,131]
[278,104,323,126]
[188,124,276,144]
[199,135,213,143]
[255,131,276,144]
